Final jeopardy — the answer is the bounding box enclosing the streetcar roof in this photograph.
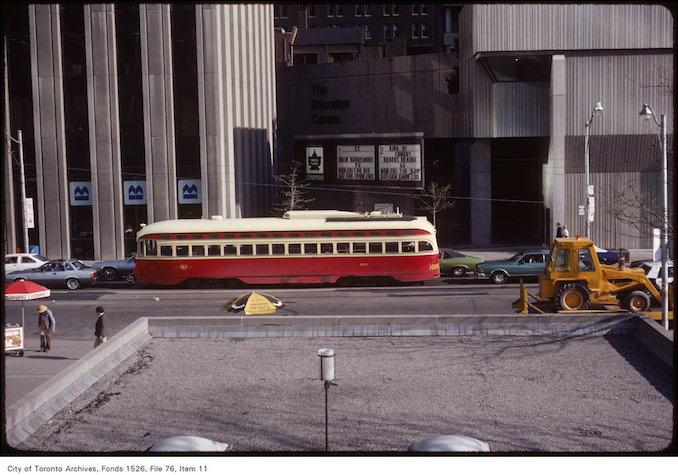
[136,211,435,238]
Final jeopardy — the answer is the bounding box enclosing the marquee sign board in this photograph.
[337,145,375,181]
[124,181,147,205]
[178,179,201,204]
[69,181,92,206]
[378,144,421,182]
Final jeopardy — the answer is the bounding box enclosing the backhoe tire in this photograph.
[623,291,651,312]
[556,283,590,311]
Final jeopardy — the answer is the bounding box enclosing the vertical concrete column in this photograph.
[84,4,124,260]
[196,3,237,218]
[468,139,492,245]
[29,4,71,258]
[140,4,177,222]
[544,54,566,242]
[3,37,17,253]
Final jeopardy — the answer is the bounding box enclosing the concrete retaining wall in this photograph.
[5,313,672,447]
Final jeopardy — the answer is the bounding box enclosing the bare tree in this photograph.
[272,161,315,215]
[600,179,673,243]
[416,181,455,228]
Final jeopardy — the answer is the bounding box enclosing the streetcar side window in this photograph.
[224,244,237,255]
[176,245,189,256]
[402,241,415,253]
[192,245,205,257]
[288,243,302,254]
[272,244,285,255]
[208,245,221,256]
[160,245,173,256]
[353,242,366,253]
[321,243,334,254]
[304,243,318,254]
[256,244,270,255]
[240,244,253,256]
[418,241,433,252]
[369,242,383,253]
[337,242,350,254]
[385,242,398,253]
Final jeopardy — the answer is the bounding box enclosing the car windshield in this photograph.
[509,253,523,262]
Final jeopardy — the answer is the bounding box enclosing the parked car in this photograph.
[5,253,49,273]
[475,249,550,284]
[93,256,136,281]
[594,246,619,265]
[632,260,674,288]
[6,259,98,290]
[439,249,483,277]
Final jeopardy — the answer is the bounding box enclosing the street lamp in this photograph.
[639,103,669,330]
[584,102,604,238]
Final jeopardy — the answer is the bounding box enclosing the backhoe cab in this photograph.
[518,237,662,313]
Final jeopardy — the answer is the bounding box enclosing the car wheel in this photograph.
[453,266,466,277]
[101,267,117,281]
[623,291,651,312]
[66,278,81,290]
[491,271,508,284]
[557,283,590,311]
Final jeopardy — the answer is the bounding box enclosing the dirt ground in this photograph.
[15,334,674,453]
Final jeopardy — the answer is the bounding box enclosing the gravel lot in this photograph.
[17,334,673,453]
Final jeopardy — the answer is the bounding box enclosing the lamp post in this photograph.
[584,102,604,238]
[639,103,669,330]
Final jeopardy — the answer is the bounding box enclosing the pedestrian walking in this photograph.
[562,225,570,238]
[94,306,108,348]
[556,222,563,238]
[37,304,56,352]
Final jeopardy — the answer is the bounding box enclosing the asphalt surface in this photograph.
[14,334,674,453]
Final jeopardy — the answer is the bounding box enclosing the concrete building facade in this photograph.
[276,3,673,248]
[4,3,276,260]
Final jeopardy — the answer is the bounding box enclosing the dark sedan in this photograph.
[93,256,136,281]
[475,249,550,284]
[6,259,98,290]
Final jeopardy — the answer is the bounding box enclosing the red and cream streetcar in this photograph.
[134,210,440,287]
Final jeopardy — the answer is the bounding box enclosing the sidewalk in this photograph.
[4,339,94,407]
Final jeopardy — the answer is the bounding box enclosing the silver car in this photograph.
[6,259,98,290]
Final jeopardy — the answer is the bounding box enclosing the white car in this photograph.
[5,253,49,273]
[635,260,674,288]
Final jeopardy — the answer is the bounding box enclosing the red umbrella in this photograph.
[5,280,51,326]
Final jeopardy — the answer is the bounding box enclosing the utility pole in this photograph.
[18,129,29,253]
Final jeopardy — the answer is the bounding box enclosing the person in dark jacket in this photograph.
[94,306,108,348]
[37,304,56,352]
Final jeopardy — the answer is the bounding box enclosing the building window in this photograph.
[421,4,428,15]
[355,4,362,17]
[336,4,343,17]
[328,4,334,17]
[421,23,428,38]
[279,5,287,18]
[364,4,371,16]
[412,4,419,15]
[383,4,391,16]
[392,4,399,16]
[393,23,399,37]
[364,24,372,39]
[383,23,390,38]
[411,23,419,38]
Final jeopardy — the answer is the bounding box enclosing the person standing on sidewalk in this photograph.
[37,304,56,352]
[94,306,108,348]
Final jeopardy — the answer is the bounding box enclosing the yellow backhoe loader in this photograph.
[514,237,668,314]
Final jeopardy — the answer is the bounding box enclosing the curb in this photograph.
[5,313,672,447]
